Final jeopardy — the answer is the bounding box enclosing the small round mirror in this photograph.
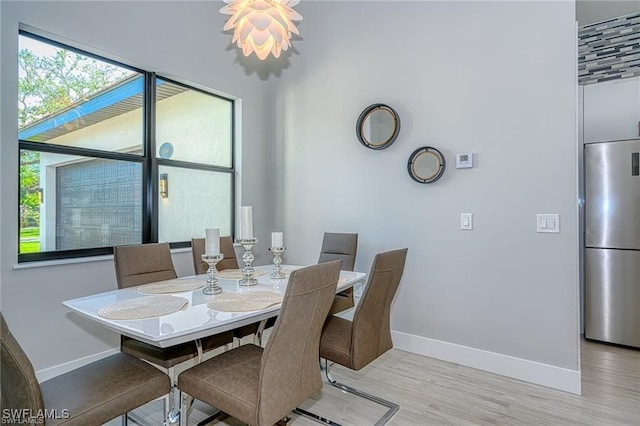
[407,146,446,184]
[356,104,400,150]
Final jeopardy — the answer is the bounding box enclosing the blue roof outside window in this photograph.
[18,77,166,140]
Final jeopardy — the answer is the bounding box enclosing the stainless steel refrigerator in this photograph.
[584,138,640,348]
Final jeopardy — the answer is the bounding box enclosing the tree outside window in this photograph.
[18,33,234,261]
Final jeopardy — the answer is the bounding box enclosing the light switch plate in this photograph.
[461,213,473,230]
[536,214,560,233]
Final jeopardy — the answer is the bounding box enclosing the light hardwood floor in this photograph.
[112,339,640,425]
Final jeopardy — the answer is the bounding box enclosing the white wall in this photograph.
[271,1,580,392]
[1,1,273,373]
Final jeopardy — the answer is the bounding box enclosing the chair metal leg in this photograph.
[323,359,399,426]
[294,358,399,425]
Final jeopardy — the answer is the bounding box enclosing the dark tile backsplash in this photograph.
[579,12,640,85]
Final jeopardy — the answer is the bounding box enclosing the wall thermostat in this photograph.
[456,153,474,169]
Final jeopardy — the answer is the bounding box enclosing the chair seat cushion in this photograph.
[40,352,170,426]
[178,343,263,425]
[122,331,233,369]
[319,315,353,369]
[327,288,355,316]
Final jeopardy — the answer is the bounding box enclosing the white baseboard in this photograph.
[36,348,119,383]
[392,331,581,395]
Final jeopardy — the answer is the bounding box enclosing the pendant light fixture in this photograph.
[220,0,303,60]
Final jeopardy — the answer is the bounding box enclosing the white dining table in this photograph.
[63,264,367,349]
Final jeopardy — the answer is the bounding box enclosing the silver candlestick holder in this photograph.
[268,246,286,279]
[201,253,224,295]
[237,238,258,286]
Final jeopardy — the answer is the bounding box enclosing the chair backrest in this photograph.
[191,236,239,275]
[350,248,408,370]
[257,260,341,426]
[0,313,45,417]
[113,242,177,288]
[318,232,358,271]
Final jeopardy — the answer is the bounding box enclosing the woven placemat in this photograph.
[98,295,189,320]
[217,269,267,279]
[207,291,283,312]
[137,278,205,294]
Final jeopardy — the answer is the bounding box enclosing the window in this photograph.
[18,32,235,262]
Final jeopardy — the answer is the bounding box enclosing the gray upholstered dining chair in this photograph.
[191,236,239,275]
[113,243,234,379]
[1,313,171,425]
[318,232,358,315]
[114,242,178,287]
[177,260,342,426]
[300,248,408,425]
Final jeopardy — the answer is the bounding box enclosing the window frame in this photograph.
[17,31,236,263]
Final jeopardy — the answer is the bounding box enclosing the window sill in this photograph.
[12,247,192,270]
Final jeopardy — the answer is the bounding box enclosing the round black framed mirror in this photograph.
[356,103,401,150]
[407,146,446,184]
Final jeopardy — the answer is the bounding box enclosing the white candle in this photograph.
[271,232,283,248]
[205,228,220,255]
[239,206,253,239]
